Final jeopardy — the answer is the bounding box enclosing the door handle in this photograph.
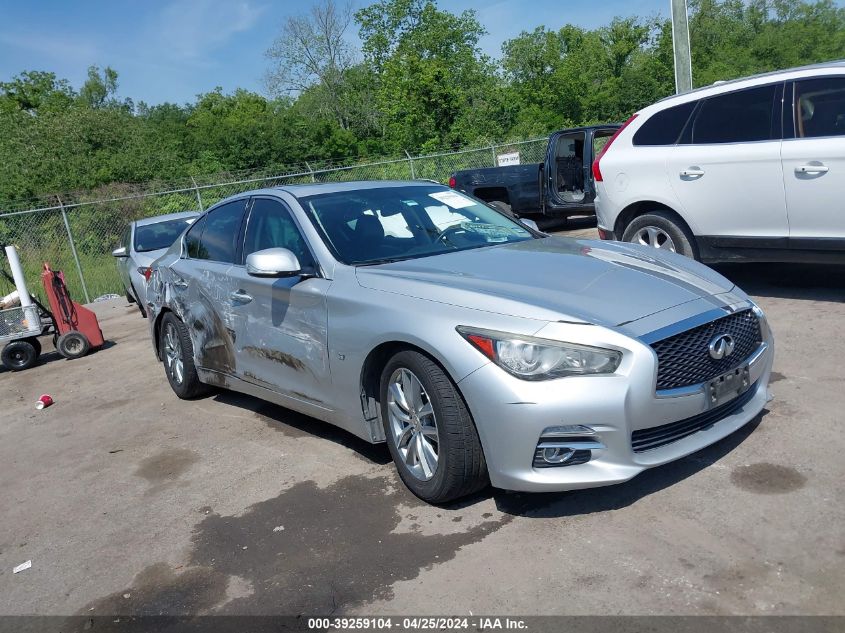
[230,290,253,304]
[795,164,828,174]
[172,278,188,289]
[680,168,705,178]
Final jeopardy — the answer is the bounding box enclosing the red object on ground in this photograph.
[40,264,104,348]
[36,394,54,410]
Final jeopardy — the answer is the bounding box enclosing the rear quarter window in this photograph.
[632,101,696,146]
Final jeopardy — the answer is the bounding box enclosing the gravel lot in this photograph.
[1,225,843,620]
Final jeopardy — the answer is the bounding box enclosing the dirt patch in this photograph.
[730,463,807,494]
[134,449,200,484]
[242,346,305,372]
[769,371,786,384]
[188,473,509,615]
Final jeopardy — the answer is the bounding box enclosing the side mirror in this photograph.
[519,218,540,232]
[246,248,301,278]
[112,246,127,257]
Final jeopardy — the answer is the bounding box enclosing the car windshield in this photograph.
[298,185,536,265]
[134,217,195,252]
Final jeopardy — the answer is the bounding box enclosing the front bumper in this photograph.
[457,321,773,492]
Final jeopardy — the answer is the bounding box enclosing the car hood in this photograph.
[355,237,735,326]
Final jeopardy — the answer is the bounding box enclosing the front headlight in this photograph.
[457,326,622,380]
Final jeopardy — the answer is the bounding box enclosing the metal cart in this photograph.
[1,245,104,371]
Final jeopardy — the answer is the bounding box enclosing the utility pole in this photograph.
[671,0,693,93]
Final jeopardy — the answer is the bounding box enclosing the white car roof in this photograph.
[644,59,845,113]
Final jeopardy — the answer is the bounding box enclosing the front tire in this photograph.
[160,313,209,399]
[621,211,697,259]
[2,340,39,371]
[380,350,487,504]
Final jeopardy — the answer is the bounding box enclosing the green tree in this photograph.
[0,70,75,114]
[356,0,502,151]
[77,65,120,109]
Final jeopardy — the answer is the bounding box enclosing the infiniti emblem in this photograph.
[708,333,736,360]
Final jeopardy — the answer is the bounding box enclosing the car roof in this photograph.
[654,59,845,107]
[134,210,200,227]
[274,180,442,198]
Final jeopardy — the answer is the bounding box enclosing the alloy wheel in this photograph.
[387,368,440,481]
[631,226,677,252]
[163,323,184,385]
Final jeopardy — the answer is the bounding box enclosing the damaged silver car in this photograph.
[147,181,773,503]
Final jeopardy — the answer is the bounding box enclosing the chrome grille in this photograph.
[650,310,762,390]
[632,381,758,452]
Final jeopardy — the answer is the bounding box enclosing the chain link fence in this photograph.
[0,136,548,303]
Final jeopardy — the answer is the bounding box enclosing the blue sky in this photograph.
[1,0,667,105]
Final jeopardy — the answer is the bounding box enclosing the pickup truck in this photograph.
[449,124,620,220]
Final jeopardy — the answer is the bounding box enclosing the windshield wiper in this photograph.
[356,256,415,267]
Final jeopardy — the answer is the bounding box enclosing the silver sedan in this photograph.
[112,211,199,316]
[146,181,773,503]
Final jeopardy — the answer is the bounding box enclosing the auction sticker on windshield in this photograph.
[428,190,475,209]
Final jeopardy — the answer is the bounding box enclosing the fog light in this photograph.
[532,425,606,469]
[542,447,576,464]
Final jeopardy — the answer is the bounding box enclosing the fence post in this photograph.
[190,176,204,211]
[305,162,317,183]
[57,196,91,304]
[404,150,416,179]
[490,143,498,167]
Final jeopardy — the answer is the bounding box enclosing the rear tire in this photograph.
[380,350,488,504]
[621,211,697,259]
[56,331,90,359]
[2,340,38,371]
[160,312,210,399]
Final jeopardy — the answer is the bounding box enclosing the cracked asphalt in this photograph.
[0,225,843,621]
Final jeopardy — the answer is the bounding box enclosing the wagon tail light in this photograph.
[448,176,456,188]
[137,266,152,281]
[591,114,637,182]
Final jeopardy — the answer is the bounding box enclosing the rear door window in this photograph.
[633,101,696,146]
[691,84,779,144]
[794,77,845,138]
[197,200,246,263]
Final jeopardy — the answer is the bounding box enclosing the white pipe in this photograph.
[4,245,33,308]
